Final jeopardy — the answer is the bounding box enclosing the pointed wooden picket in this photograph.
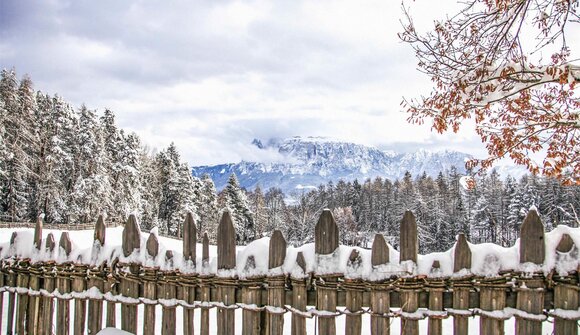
[183,212,197,264]
[519,209,545,264]
[217,211,236,270]
[146,233,159,258]
[269,230,286,269]
[122,214,141,257]
[400,210,418,263]
[33,215,43,250]
[315,209,339,255]
[453,233,471,272]
[371,234,389,266]
[94,215,106,246]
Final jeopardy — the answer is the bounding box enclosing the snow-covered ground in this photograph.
[0,224,577,334]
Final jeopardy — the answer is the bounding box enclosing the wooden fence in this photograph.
[0,209,578,335]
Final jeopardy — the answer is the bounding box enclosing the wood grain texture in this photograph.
[296,252,306,273]
[183,212,197,264]
[268,230,287,269]
[146,233,159,258]
[94,215,106,246]
[34,215,43,250]
[553,284,579,335]
[57,273,71,335]
[371,234,389,266]
[344,284,362,335]
[217,211,236,270]
[516,279,544,335]
[241,283,262,335]
[400,211,418,263]
[59,232,72,256]
[316,278,337,335]
[87,275,104,335]
[120,265,139,334]
[315,209,339,255]
[370,289,390,335]
[428,288,443,335]
[122,214,141,257]
[451,286,469,335]
[400,290,419,335]
[15,271,30,335]
[180,283,196,335]
[291,279,307,335]
[45,232,56,252]
[519,209,545,264]
[6,270,16,335]
[453,233,471,272]
[142,276,157,335]
[267,277,285,335]
[556,234,574,253]
[202,232,210,266]
[161,277,177,335]
[72,274,87,335]
[217,285,236,335]
[27,271,41,334]
[40,271,55,335]
[479,287,505,335]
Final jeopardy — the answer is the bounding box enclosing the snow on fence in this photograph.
[0,209,579,335]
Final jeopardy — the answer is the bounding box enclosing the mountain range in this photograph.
[191,137,477,194]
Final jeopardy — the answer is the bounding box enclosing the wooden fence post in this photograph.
[267,230,286,335]
[478,276,507,335]
[200,232,211,335]
[241,255,263,335]
[143,233,159,335]
[15,259,30,335]
[40,233,56,335]
[27,216,43,334]
[370,234,390,335]
[57,232,72,335]
[553,234,578,335]
[88,215,106,335]
[105,257,119,328]
[427,262,445,335]
[6,232,18,335]
[399,211,419,335]
[121,214,141,334]
[217,211,236,335]
[0,256,4,333]
[291,252,307,335]
[451,233,472,335]
[516,209,545,335]
[72,264,88,335]
[182,212,197,335]
[344,250,363,335]
[161,251,177,335]
[315,209,339,335]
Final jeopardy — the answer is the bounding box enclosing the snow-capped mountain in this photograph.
[191,136,472,194]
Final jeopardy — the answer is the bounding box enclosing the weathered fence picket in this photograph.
[0,207,579,335]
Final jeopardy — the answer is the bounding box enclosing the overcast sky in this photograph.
[0,0,487,166]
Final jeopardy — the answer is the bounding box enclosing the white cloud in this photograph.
[0,0,488,166]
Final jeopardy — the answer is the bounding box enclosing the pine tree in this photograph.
[197,174,219,241]
[249,185,267,238]
[223,173,255,244]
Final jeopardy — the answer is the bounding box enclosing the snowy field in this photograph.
[0,225,575,334]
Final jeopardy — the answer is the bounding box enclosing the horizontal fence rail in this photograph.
[0,209,578,335]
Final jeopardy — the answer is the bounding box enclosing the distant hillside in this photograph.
[191,137,474,193]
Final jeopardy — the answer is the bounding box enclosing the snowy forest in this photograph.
[1,69,579,254]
